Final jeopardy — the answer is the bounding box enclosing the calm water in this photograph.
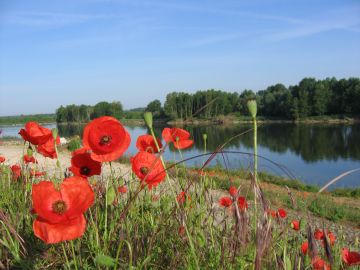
[1,123,360,189]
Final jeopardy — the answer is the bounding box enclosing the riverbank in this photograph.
[167,114,360,126]
[1,142,359,228]
[3,114,358,126]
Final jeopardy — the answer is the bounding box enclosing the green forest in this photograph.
[55,77,360,123]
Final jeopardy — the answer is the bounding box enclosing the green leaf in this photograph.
[95,254,115,267]
[106,186,116,205]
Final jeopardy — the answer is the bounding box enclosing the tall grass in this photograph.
[0,109,359,269]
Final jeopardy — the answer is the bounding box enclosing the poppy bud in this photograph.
[247,99,257,119]
[52,128,58,140]
[27,146,33,157]
[202,133,207,142]
[144,112,153,129]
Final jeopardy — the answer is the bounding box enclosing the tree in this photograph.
[91,101,123,119]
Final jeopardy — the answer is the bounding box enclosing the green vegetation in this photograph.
[67,136,82,152]
[56,101,124,123]
[54,77,360,123]
[0,114,55,125]
[161,77,360,120]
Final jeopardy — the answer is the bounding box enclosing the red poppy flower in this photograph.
[83,116,131,162]
[311,257,330,270]
[314,229,324,240]
[11,164,21,180]
[36,136,60,159]
[269,210,277,218]
[342,248,360,266]
[23,154,37,164]
[291,220,300,231]
[177,191,191,204]
[178,225,185,236]
[229,186,237,197]
[70,148,101,178]
[117,185,127,193]
[131,151,166,189]
[326,231,336,245]
[301,241,308,255]
[0,155,5,163]
[277,208,287,218]
[219,196,232,208]
[19,122,53,145]
[237,196,248,211]
[162,127,193,149]
[136,135,162,153]
[30,170,46,177]
[32,176,94,244]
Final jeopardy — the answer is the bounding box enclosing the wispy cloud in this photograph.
[181,32,249,48]
[266,7,360,41]
[0,11,111,27]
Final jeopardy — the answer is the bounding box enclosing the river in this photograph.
[1,122,359,189]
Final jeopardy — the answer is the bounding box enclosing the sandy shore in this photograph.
[0,143,132,179]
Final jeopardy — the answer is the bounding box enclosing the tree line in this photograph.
[56,77,360,123]
[56,101,124,123]
[158,77,360,120]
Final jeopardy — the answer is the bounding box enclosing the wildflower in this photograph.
[291,220,300,231]
[162,127,193,149]
[23,154,37,164]
[229,186,237,197]
[237,196,248,211]
[326,231,336,246]
[219,196,232,208]
[136,135,162,153]
[70,148,101,178]
[32,176,94,244]
[131,151,166,189]
[178,225,185,236]
[311,257,331,270]
[19,122,52,145]
[11,164,21,180]
[301,241,308,255]
[277,208,287,218]
[30,170,46,177]
[117,185,127,193]
[314,229,324,240]
[0,155,5,163]
[342,248,360,266]
[269,209,277,218]
[177,191,191,204]
[83,116,131,162]
[36,136,60,159]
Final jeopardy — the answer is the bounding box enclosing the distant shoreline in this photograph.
[2,118,360,127]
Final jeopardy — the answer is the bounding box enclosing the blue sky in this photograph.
[0,0,359,116]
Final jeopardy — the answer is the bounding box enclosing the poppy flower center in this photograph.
[80,166,91,176]
[140,167,149,175]
[100,135,112,145]
[145,146,154,153]
[52,200,67,214]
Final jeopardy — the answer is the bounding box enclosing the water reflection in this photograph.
[1,123,360,188]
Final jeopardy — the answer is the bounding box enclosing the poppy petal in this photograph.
[33,215,86,244]
[174,139,194,149]
[61,177,94,220]
[32,181,66,223]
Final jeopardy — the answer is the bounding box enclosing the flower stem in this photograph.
[70,241,78,270]
[149,127,200,270]
[61,243,71,270]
